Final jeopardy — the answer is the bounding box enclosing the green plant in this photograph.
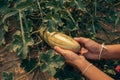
[0,0,120,80]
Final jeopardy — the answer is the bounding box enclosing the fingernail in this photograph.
[54,46,57,49]
[74,37,77,39]
[55,52,59,55]
[74,37,79,40]
[54,51,59,55]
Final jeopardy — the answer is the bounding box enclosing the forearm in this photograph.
[102,44,120,59]
[74,58,114,80]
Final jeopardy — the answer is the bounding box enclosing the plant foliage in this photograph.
[0,0,120,80]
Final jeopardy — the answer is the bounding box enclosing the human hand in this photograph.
[74,37,102,60]
[54,46,85,66]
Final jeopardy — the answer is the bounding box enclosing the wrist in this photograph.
[73,56,90,71]
[100,45,111,59]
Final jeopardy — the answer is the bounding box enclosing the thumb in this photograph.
[74,37,89,44]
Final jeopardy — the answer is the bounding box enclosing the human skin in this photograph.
[54,46,114,80]
[74,37,120,59]
[53,37,120,80]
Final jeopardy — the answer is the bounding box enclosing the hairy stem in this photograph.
[19,10,26,45]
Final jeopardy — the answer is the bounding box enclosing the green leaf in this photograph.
[106,69,116,75]
[2,11,18,23]
[40,50,64,76]
[15,0,33,9]
[48,65,57,76]
[25,34,34,46]
[10,32,34,59]
[40,63,49,72]
[4,25,8,32]
[20,58,38,72]
[0,0,120,80]
[2,72,14,80]
[40,50,54,62]
[47,19,56,32]
[74,0,86,12]
[54,64,82,80]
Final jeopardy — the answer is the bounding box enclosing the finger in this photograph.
[54,51,59,55]
[83,53,98,60]
[74,37,89,44]
[54,46,67,56]
[74,37,91,49]
[80,47,88,55]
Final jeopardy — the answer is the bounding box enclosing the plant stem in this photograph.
[37,0,43,19]
[19,10,26,45]
[94,0,97,17]
[15,64,38,80]
[34,40,42,46]
[113,1,120,7]
[92,18,96,34]
[66,9,75,24]
[66,9,79,28]
[74,0,86,12]
[30,30,40,35]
